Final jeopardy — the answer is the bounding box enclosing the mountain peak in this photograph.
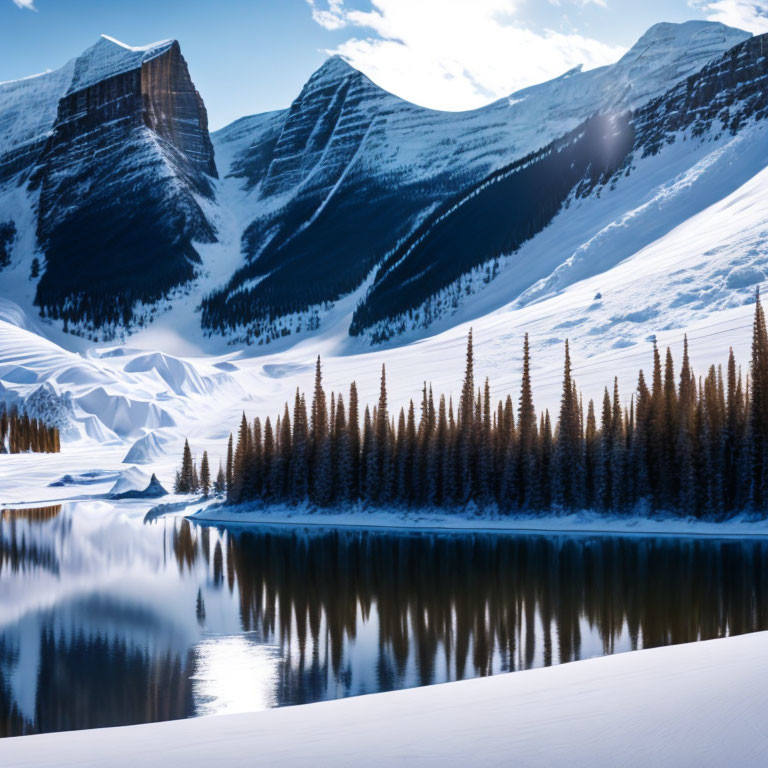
[99,34,175,53]
[619,19,750,70]
[310,55,359,83]
[67,34,177,95]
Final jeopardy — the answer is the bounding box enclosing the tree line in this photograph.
[177,290,768,517]
[0,405,61,454]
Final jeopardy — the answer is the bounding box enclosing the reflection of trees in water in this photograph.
[24,630,194,735]
[190,529,768,705]
[1,505,62,522]
[0,514,61,576]
[172,518,198,573]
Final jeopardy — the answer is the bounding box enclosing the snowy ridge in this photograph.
[0,61,74,180]
[204,20,749,343]
[66,35,174,95]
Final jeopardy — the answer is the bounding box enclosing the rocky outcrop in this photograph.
[141,41,217,181]
[633,32,768,154]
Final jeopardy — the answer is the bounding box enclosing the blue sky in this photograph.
[2,0,768,130]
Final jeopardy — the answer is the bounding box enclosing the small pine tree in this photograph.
[200,451,211,497]
[214,463,226,496]
[178,439,195,493]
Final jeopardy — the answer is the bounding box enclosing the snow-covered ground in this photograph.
[190,503,768,539]
[3,630,767,767]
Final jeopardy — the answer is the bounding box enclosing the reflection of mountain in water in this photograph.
[0,639,29,737]
[12,629,194,735]
[34,630,194,734]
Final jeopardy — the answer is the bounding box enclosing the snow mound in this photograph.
[108,467,151,497]
[726,265,764,289]
[122,431,169,465]
[124,352,213,396]
[55,365,111,387]
[95,347,143,359]
[78,415,120,443]
[76,388,175,438]
[111,473,168,500]
[0,299,32,330]
[0,366,39,384]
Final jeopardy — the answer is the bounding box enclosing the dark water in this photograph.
[2,502,768,737]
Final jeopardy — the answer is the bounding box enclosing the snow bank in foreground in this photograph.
[191,503,768,538]
[4,631,768,767]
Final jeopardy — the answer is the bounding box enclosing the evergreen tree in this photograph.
[554,341,582,509]
[750,288,768,510]
[214,463,226,495]
[200,451,211,498]
[178,439,195,494]
[226,433,234,494]
[517,333,538,508]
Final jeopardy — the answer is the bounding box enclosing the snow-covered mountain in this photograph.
[0,35,217,337]
[4,20,768,476]
[0,21,751,347]
[205,20,749,344]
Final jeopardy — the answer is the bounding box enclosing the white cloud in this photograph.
[12,0,37,9]
[306,0,626,110]
[691,0,768,33]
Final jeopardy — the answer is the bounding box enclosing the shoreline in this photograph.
[188,504,768,539]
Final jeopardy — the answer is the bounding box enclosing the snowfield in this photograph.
[3,630,767,767]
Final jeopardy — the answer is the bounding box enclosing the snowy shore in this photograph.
[190,502,768,539]
[4,631,768,767]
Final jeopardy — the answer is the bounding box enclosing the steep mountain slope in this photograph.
[0,18,764,369]
[350,31,768,341]
[0,35,217,336]
[203,20,748,343]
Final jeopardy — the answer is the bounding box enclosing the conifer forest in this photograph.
[0,405,61,454]
[177,293,768,518]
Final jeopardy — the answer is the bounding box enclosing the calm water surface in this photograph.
[2,501,768,736]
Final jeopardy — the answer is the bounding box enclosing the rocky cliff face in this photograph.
[0,36,217,335]
[633,32,768,153]
[31,37,217,334]
[0,63,74,186]
[140,41,217,181]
